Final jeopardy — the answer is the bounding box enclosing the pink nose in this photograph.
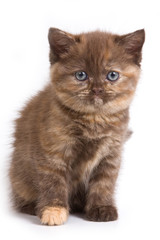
[91,87,104,95]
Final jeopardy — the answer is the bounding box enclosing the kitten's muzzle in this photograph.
[91,87,104,96]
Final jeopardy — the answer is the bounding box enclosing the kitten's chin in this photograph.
[93,96,104,107]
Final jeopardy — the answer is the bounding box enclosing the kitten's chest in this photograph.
[70,136,111,187]
[61,112,124,184]
[73,114,113,139]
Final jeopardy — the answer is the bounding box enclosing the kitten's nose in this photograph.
[92,87,104,95]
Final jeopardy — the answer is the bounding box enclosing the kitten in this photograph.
[9,28,145,225]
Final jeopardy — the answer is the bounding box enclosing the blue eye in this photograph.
[75,71,88,81]
[107,71,119,81]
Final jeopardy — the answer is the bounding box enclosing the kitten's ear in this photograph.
[116,29,145,65]
[48,28,76,64]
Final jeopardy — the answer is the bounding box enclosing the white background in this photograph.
[0,0,160,239]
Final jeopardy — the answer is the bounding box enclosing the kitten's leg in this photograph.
[85,156,120,222]
[36,166,69,226]
[9,160,37,215]
[12,191,36,215]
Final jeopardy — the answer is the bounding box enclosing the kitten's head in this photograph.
[48,28,145,114]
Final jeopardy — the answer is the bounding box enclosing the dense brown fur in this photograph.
[9,28,145,225]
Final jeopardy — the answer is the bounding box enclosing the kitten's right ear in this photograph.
[48,28,76,64]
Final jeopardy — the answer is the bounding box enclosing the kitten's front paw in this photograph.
[41,206,68,226]
[86,205,118,222]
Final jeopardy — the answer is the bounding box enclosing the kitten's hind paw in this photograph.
[41,206,68,226]
[86,205,118,222]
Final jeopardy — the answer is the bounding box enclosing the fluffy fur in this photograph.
[9,28,145,225]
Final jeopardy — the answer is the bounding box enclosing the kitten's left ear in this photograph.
[116,29,145,65]
[48,28,77,64]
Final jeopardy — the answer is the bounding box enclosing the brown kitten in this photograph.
[9,28,145,225]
